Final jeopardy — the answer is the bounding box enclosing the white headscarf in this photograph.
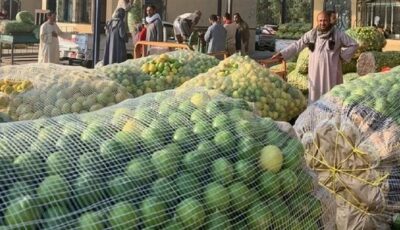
[146,13,161,24]
[110,8,125,28]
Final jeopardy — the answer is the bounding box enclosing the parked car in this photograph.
[255,24,277,52]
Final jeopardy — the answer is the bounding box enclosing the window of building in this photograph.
[51,0,93,24]
[357,0,400,39]
[0,0,21,20]
[324,0,352,31]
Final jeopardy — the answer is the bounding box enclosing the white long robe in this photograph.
[280,29,358,103]
[38,21,65,64]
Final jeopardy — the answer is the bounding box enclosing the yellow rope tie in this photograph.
[337,130,370,166]
[307,148,363,206]
[308,152,389,187]
[305,127,390,215]
[318,181,374,216]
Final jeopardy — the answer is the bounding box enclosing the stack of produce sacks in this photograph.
[345,26,396,76]
[96,50,219,97]
[346,26,387,56]
[391,65,400,73]
[180,54,307,121]
[0,11,38,35]
[294,71,400,229]
[276,23,312,40]
[343,72,360,83]
[0,63,131,121]
[126,0,142,33]
[0,87,335,229]
[286,49,309,94]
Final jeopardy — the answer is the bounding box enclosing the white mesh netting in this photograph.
[0,63,131,122]
[179,54,307,121]
[294,70,400,229]
[0,88,335,229]
[95,50,219,97]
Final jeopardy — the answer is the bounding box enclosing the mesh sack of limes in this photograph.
[294,70,400,229]
[0,11,37,35]
[0,87,336,229]
[0,63,131,122]
[96,50,219,97]
[180,54,307,121]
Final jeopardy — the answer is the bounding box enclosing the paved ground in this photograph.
[0,45,73,67]
[0,45,39,66]
[249,50,274,60]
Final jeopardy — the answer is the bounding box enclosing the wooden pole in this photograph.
[92,0,101,67]
[228,0,233,14]
[217,0,222,16]
[9,0,12,20]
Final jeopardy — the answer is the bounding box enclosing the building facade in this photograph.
[0,0,41,19]
[40,0,258,52]
[37,0,399,51]
[314,0,400,51]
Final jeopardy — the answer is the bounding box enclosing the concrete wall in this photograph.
[106,0,119,21]
[383,39,400,51]
[164,0,256,28]
[20,0,42,15]
[165,0,216,27]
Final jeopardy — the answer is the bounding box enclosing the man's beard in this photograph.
[317,24,333,33]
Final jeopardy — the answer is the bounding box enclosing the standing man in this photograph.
[233,13,250,55]
[327,10,338,26]
[204,14,226,54]
[271,11,358,103]
[173,10,202,43]
[223,12,237,56]
[38,11,66,64]
[145,5,163,42]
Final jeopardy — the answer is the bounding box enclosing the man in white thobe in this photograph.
[38,12,66,64]
[145,5,163,42]
[272,11,358,103]
[173,10,202,43]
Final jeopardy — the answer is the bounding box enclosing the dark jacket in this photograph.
[103,8,128,65]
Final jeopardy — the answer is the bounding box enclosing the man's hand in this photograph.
[271,52,283,61]
[52,31,58,37]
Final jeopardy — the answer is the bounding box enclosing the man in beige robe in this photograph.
[233,13,250,55]
[272,11,358,103]
[223,12,237,56]
[38,12,67,64]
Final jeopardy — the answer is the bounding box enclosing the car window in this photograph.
[162,22,175,42]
